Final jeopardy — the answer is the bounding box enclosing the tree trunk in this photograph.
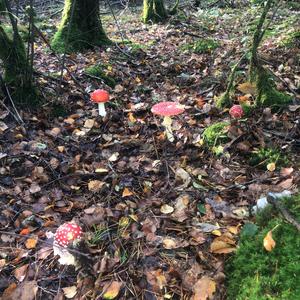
[0,26,37,106]
[143,0,168,23]
[51,0,109,53]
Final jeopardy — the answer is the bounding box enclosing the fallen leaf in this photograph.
[280,167,294,177]
[122,187,133,197]
[84,119,95,129]
[193,276,216,300]
[267,162,276,172]
[3,280,38,300]
[171,194,190,222]
[63,286,77,299]
[88,180,105,192]
[103,281,123,299]
[25,238,38,249]
[263,230,276,252]
[162,237,189,249]
[13,264,29,282]
[160,204,174,214]
[237,82,257,95]
[210,240,236,254]
[20,228,30,235]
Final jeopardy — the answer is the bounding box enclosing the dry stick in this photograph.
[267,193,300,232]
[0,72,24,124]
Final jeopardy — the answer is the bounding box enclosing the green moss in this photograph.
[254,67,292,108]
[0,26,39,106]
[226,195,300,300]
[142,0,168,24]
[85,64,116,87]
[3,24,29,41]
[249,147,289,168]
[281,30,300,48]
[203,122,229,147]
[51,0,110,53]
[215,92,232,109]
[181,38,219,54]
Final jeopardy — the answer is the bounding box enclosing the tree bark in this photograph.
[143,0,168,23]
[51,0,109,53]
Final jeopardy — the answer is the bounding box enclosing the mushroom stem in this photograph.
[98,103,106,117]
[162,116,174,142]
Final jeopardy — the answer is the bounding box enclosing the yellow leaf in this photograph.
[210,240,236,254]
[237,82,257,95]
[128,112,136,123]
[228,225,239,235]
[263,230,276,252]
[267,162,276,172]
[193,276,216,300]
[103,281,122,299]
[57,146,65,153]
[119,216,130,228]
[212,229,222,236]
[25,238,38,249]
[122,187,133,197]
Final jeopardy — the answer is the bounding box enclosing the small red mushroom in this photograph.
[90,89,110,117]
[151,102,185,142]
[229,105,244,119]
[53,222,82,265]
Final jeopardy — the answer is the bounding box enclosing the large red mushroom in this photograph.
[151,102,185,142]
[90,89,110,117]
[53,222,83,265]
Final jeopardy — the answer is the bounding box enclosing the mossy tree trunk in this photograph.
[0,0,38,106]
[143,0,168,23]
[249,0,291,107]
[51,0,109,53]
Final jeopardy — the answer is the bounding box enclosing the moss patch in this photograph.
[85,64,116,88]
[203,122,229,147]
[181,38,219,54]
[254,67,292,108]
[226,195,300,300]
[249,147,289,168]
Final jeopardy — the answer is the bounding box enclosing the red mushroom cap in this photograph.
[151,102,185,117]
[54,222,82,247]
[229,105,244,119]
[90,89,110,103]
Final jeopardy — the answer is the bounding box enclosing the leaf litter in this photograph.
[0,2,299,299]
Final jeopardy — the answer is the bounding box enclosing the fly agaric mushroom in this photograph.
[53,222,82,265]
[90,89,110,117]
[151,102,185,142]
[229,105,244,119]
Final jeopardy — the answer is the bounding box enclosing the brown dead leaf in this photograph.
[237,82,257,95]
[210,240,236,254]
[162,237,189,249]
[263,230,276,252]
[84,119,95,129]
[171,194,190,222]
[280,167,294,177]
[3,280,38,300]
[278,178,293,190]
[88,180,105,192]
[103,281,123,299]
[13,264,29,282]
[193,276,216,300]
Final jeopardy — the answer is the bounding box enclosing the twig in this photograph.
[267,193,300,232]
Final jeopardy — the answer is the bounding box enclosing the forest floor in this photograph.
[0,2,299,300]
